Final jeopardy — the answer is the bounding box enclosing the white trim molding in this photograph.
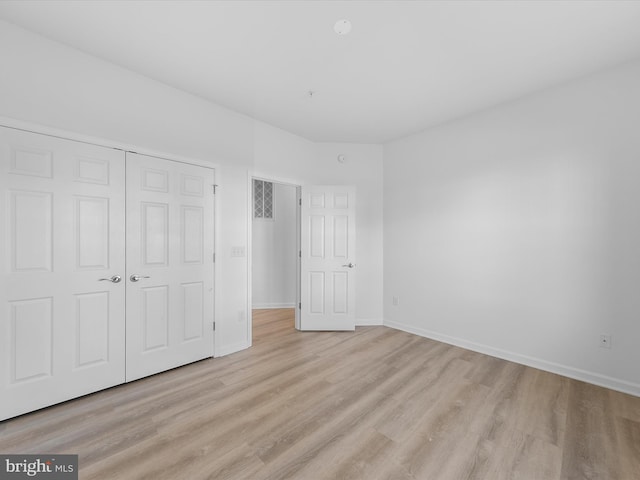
[215,341,250,358]
[252,303,297,309]
[355,318,384,326]
[0,115,223,169]
[384,319,640,398]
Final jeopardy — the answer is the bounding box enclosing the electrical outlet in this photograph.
[231,246,246,258]
[392,296,399,306]
[600,334,611,349]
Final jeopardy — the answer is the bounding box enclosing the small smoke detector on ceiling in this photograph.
[334,19,352,35]
[337,154,347,163]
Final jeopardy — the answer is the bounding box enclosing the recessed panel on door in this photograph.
[11,191,53,272]
[10,297,53,383]
[76,196,110,269]
[182,282,204,341]
[310,193,325,208]
[181,175,204,197]
[75,292,109,368]
[334,193,349,209]
[309,272,325,314]
[182,206,204,264]
[143,286,169,351]
[75,158,110,185]
[141,168,169,193]
[332,272,348,314]
[310,216,325,258]
[10,147,53,178]
[142,202,169,266]
[333,216,349,259]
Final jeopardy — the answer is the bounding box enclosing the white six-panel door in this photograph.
[0,127,126,420]
[300,186,356,331]
[125,153,215,382]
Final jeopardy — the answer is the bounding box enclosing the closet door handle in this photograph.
[98,275,122,283]
[130,274,150,282]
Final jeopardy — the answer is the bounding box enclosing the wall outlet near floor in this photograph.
[600,334,611,349]
[392,296,399,306]
[231,246,246,258]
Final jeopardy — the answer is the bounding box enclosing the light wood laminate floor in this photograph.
[1,309,639,479]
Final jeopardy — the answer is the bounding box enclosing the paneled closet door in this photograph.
[0,127,126,421]
[125,153,215,382]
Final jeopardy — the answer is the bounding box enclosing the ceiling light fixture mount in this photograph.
[334,19,352,35]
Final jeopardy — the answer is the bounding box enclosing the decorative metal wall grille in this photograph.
[254,179,274,219]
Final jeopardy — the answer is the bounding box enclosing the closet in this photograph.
[0,126,215,420]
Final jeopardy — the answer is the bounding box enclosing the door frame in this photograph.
[247,172,302,346]
[0,116,220,358]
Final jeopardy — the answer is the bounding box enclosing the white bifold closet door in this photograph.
[0,128,215,421]
[0,127,126,420]
[125,153,215,382]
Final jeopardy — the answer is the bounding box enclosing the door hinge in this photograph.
[213,322,216,331]
[298,303,301,310]
[212,184,218,194]
[213,252,216,263]
[299,198,302,206]
[299,250,301,258]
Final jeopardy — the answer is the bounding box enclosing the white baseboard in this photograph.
[384,319,640,398]
[355,317,384,326]
[215,341,249,358]
[252,303,296,309]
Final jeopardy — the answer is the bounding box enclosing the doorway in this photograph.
[251,179,299,339]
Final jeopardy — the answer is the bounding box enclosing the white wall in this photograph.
[384,60,640,395]
[254,123,384,325]
[0,21,254,164]
[252,182,297,308]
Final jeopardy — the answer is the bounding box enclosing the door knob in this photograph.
[341,263,356,268]
[98,275,122,283]
[130,274,150,282]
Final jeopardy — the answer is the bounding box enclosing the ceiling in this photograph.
[1,1,640,144]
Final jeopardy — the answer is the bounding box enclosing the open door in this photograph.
[300,186,356,331]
